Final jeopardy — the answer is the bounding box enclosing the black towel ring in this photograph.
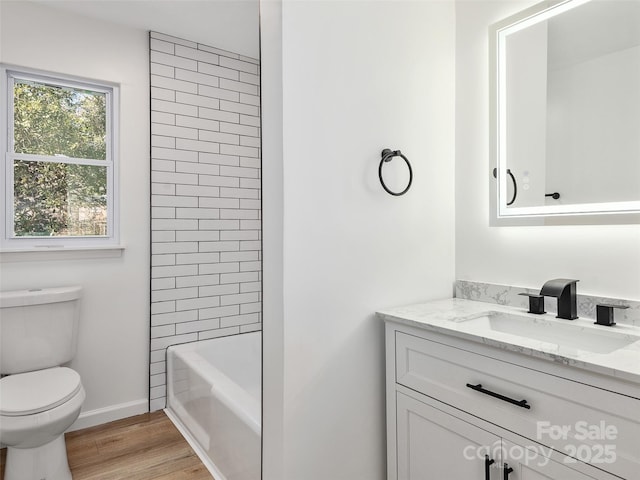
[379,149,413,196]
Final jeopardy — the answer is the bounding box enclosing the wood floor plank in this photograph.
[0,411,214,480]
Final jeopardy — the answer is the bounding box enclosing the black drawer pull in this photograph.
[485,455,495,480]
[504,463,514,479]
[466,383,531,409]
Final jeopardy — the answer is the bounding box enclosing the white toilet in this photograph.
[0,286,86,480]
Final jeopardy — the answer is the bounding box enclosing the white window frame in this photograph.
[1,66,119,250]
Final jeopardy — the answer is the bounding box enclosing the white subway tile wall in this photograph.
[150,32,261,411]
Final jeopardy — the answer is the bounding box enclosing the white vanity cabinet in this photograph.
[385,321,639,480]
[396,392,595,480]
[396,391,500,479]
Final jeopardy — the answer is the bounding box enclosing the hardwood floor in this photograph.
[0,411,214,480]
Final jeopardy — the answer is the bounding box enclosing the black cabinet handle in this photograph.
[466,383,531,409]
[485,455,495,480]
[503,463,514,479]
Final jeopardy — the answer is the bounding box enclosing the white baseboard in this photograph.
[68,398,149,432]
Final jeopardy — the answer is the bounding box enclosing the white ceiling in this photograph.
[29,0,260,59]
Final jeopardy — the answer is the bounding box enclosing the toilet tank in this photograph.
[0,286,82,375]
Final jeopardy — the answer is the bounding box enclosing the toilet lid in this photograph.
[0,367,82,416]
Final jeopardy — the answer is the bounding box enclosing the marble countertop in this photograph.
[377,298,640,385]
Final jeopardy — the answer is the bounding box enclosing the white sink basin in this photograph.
[454,311,637,354]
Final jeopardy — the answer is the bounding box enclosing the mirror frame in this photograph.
[489,0,640,224]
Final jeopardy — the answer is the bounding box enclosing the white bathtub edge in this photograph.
[164,407,227,480]
[210,382,261,435]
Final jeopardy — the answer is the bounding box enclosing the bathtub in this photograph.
[166,332,261,480]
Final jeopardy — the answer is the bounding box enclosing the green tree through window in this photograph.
[12,81,108,237]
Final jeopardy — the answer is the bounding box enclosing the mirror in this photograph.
[490,0,640,220]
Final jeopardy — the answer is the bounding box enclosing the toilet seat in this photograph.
[0,367,82,416]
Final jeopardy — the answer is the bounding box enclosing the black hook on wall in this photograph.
[379,149,413,196]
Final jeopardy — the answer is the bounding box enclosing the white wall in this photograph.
[546,45,640,204]
[262,1,456,478]
[455,0,640,300]
[260,1,284,479]
[0,1,150,427]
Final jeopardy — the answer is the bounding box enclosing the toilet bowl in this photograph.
[0,367,86,480]
[0,287,84,480]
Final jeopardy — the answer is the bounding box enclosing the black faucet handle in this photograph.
[518,293,546,315]
[595,304,629,327]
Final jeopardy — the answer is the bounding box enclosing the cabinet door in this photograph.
[502,440,599,480]
[396,392,501,480]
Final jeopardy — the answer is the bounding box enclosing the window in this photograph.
[1,67,118,249]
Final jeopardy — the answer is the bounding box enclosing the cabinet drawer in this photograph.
[395,331,639,479]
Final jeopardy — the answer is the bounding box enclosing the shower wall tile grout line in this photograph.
[149,31,261,412]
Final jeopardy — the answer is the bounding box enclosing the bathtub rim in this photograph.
[165,330,262,480]
[166,331,261,435]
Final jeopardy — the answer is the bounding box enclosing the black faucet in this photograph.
[540,278,579,320]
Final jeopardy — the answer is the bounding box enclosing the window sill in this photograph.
[0,245,125,263]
